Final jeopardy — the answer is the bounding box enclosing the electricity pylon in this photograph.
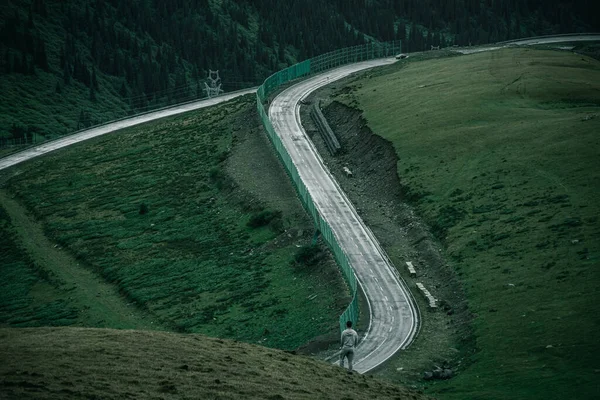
[204,70,224,98]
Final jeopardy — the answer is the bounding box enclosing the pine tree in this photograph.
[63,62,71,84]
[32,0,47,17]
[27,7,35,29]
[91,67,99,90]
[34,34,49,71]
[119,81,128,98]
[4,50,12,74]
[77,110,84,129]
[14,52,24,74]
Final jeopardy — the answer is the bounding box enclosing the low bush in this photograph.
[293,244,325,269]
[247,210,282,229]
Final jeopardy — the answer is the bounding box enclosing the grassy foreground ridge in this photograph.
[335,48,600,399]
[0,94,348,351]
[0,327,430,400]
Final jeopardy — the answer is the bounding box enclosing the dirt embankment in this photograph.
[300,94,473,384]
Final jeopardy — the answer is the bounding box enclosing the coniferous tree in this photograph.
[34,34,49,71]
[119,81,128,98]
[1,0,598,144]
[27,8,35,30]
[77,110,84,130]
[32,0,47,17]
[91,67,98,90]
[3,50,12,74]
[63,61,71,85]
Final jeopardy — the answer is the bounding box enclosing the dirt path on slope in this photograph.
[0,190,160,331]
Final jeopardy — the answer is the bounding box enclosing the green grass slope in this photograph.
[0,202,80,327]
[335,48,600,399]
[0,327,430,400]
[0,95,348,351]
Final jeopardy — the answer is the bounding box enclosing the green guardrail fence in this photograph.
[256,41,401,334]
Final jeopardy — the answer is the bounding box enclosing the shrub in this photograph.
[247,210,282,229]
[209,167,229,190]
[293,244,325,269]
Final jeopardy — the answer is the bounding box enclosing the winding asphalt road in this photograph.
[266,33,600,373]
[0,89,256,171]
[2,34,597,373]
[269,59,420,373]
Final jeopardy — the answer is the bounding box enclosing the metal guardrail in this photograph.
[256,41,401,333]
[310,102,341,155]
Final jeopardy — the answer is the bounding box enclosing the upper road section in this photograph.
[268,59,419,373]
[456,33,600,54]
[0,89,256,171]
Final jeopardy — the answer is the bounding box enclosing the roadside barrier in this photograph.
[310,101,341,155]
[256,41,401,333]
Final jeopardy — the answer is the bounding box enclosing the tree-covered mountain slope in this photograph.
[0,0,597,147]
[0,0,365,145]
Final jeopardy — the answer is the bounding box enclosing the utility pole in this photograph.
[204,69,224,98]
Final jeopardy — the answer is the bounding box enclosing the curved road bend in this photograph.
[456,34,600,54]
[3,34,594,370]
[0,89,256,171]
[269,59,419,373]
[507,34,600,46]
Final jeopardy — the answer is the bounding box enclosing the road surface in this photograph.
[269,59,419,373]
[456,33,600,54]
[266,33,600,372]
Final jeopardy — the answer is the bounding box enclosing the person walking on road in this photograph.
[340,320,359,372]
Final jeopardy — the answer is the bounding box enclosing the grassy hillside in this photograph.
[0,191,157,330]
[332,48,600,399]
[0,327,431,400]
[0,94,349,351]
